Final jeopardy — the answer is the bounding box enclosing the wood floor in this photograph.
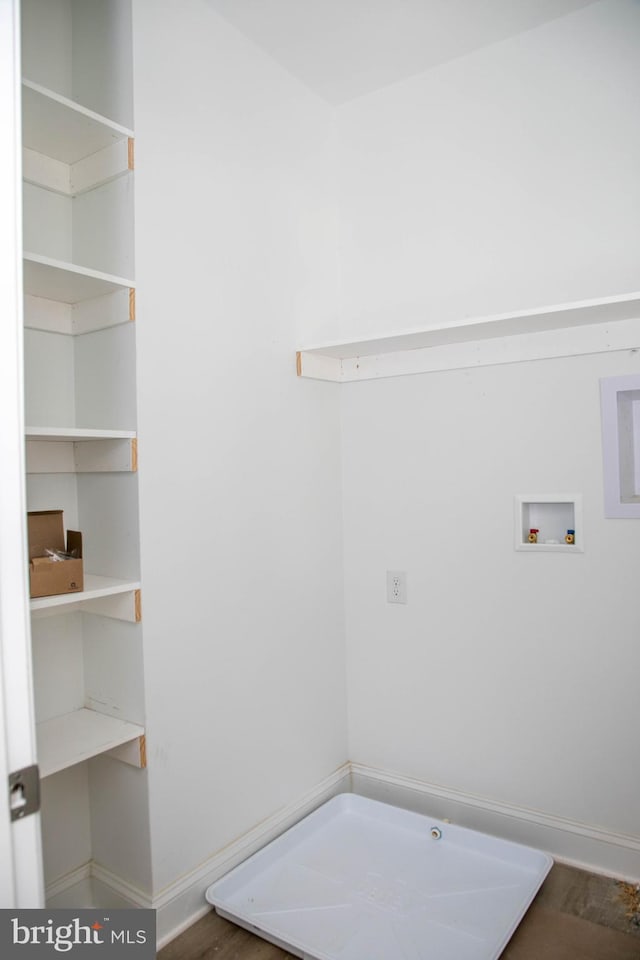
[159,862,640,960]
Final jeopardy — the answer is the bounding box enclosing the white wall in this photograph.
[337,0,640,855]
[322,0,640,347]
[132,0,346,894]
[342,350,640,837]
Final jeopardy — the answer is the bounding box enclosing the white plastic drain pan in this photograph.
[206,794,552,960]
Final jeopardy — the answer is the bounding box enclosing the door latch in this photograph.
[8,765,40,821]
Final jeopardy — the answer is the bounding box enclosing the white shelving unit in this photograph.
[297,292,640,382]
[21,0,147,910]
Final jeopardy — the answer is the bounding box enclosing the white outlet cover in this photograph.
[386,570,407,603]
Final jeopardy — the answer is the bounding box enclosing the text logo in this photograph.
[0,909,155,958]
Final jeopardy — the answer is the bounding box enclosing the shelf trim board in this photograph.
[298,315,640,382]
[37,708,145,778]
[24,288,133,334]
[26,436,137,474]
[75,287,134,334]
[22,79,133,166]
[106,734,146,769]
[296,350,341,382]
[30,576,141,622]
[71,140,131,195]
[23,146,68,195]
[80,588,142,624]
[23,140,131,197]
[23,293,69,333]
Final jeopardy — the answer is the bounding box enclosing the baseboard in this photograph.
[90,862,152,909]
[154,762,352,948]
[45,863,92,905]
[45,861,149,910]
[350,762,640,883]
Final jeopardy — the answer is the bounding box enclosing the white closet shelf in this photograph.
[24,253,134,303]
[37,708,144,778]
[297,292,640,382]
[30,576,142,623]
[26,427,136,441]
[26,429,138,474]
[22,79,133,165]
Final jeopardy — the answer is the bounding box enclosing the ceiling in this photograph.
[206,0,598,105]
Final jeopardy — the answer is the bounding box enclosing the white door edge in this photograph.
[0,0,45,908]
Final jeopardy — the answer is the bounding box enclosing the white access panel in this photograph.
[206,794,552,960]
[600,374,640,518]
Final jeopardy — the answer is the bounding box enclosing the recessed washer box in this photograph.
[206,793,552,960]
[515,494,583,552]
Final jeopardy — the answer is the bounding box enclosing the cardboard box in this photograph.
[27,510,83,599]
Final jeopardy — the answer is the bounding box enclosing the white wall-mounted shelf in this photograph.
[37,708,145,778]
[26,427,136,441]
[22,80,133,166]
[515,495,583,553]
[600,374,640,518]
[24,252,134,304]
[30,575,141,622]
[26,427,137,474]
[297,293,640,382]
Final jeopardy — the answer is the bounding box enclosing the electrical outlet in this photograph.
[386,570,407,604]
